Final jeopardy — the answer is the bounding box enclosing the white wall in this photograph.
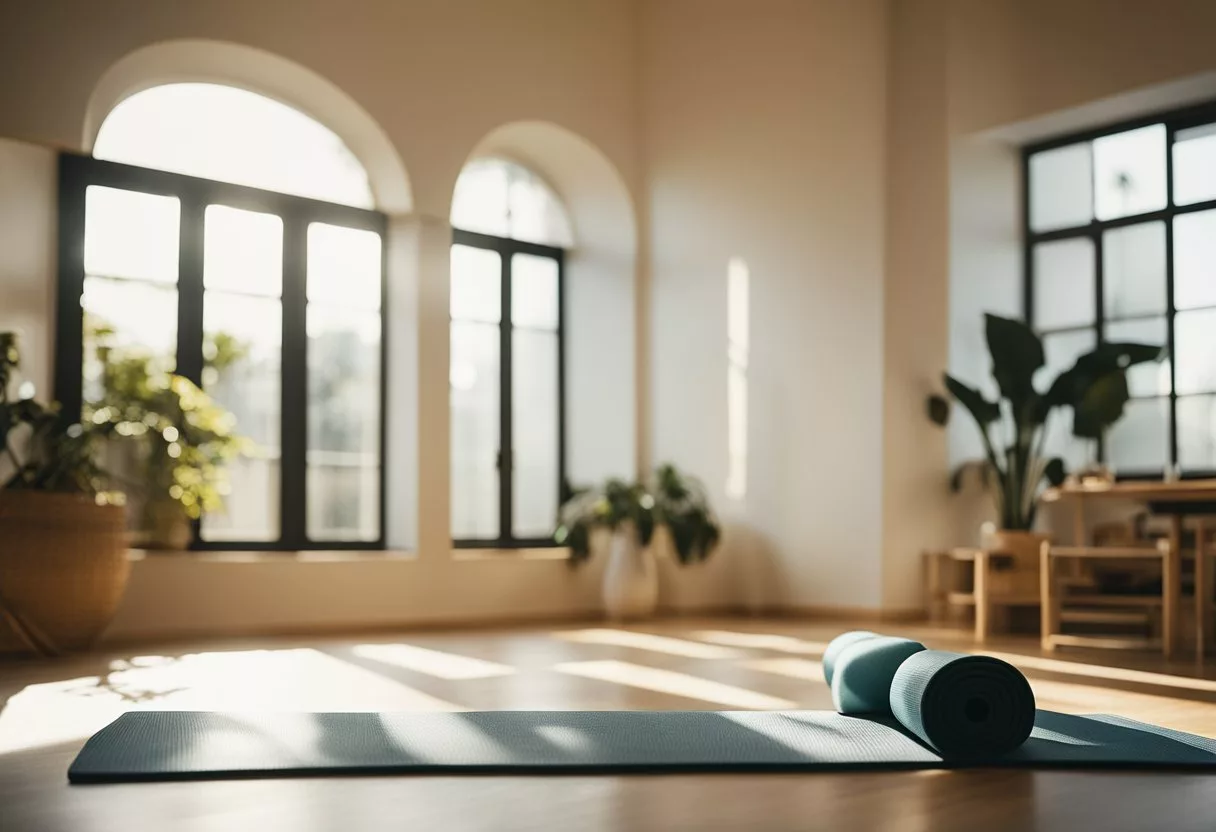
[641,0,890,611]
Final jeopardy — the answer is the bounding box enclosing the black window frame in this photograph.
[56,152,389,551]
[1022,100,1216,480]
[450,227,568,550]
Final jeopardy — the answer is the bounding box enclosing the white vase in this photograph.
[602,526,658,620]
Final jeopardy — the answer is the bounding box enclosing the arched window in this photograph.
[57,82,386,549]
[94,83,374,207]
[450,158,571,546]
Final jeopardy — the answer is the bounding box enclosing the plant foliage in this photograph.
[84,322,250,519]
[555,463,721,566]
[0,332,111,496]
[927,314,1163,530]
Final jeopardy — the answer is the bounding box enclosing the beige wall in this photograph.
[0,139,57,400]
[641,0,890,610]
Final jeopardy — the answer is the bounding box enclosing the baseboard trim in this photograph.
[769,605,928,624]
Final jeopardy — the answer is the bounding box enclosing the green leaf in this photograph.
[1072,371,1130,439]
[1045,341,1164,408]
[926,394,950,426]
[985,314,1044,408]
[943,374,1000,427]
[1043,457,1066,487]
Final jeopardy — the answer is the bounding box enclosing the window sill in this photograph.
[451,547,571,562]
[127,549,414,563]
[126,548,571,564]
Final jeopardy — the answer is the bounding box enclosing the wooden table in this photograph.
[1041,479,1216,658]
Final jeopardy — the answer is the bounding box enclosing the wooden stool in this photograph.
[1041,540,1171,654]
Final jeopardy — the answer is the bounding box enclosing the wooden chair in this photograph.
[1040,539,1172,654]
[924,547,1039,643]
[1195,520,1214,662]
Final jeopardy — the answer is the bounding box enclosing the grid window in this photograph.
[1024,104,1216,477]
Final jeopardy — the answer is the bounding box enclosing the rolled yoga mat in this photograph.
[825,630,1035,758]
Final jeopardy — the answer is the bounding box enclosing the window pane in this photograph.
[451,158,574,247]
[202,293,282,447]
[512,253,559,330]
[1093,124,1167,220]
[1178,395,1216,471]
[204,205,283,297]
[451,159,510,238]
[202,457,280,543]
[512,329,559,538]
[1173,123,1216,206]
[93,83,373,208]
[307,306,380,455]
[1039,329,1096,391]
[1105,317,1171,397]
[451,321,500,539]
[82,277,178,402]
[307,223,382,310]
[451,245,502,323]
[1107,397,1170,474]
[307,306,381,541]
[1174,210,1216,310]
[1033,238,1095,330]
[508,168,574,247]
[1102,222,1165,319]
[1175,308,1216,395]
[1029,143,1092,232]
[308,464,379,542]
[199,292,282,542]
[84,186,180,283]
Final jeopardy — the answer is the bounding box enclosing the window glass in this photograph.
[1033,239,1095,330]
[1029,143,1092,232]
[1093,124,1167,220]
[451,158,573,247]
[94,83,373,208]
[1173,123,1216,206]
[306,224,383,542]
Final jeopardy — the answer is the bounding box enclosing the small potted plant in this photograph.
[556,463,721,619]
[927,313,1163,573]
[0,332,128,656]
[87,324,249,549]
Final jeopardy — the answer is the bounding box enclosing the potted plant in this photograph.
[927,314,1163,571]
[556,463,721,619]
[0,332,128,656]
[86,324,249,549]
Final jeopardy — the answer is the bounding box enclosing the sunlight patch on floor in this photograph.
[351,643,515,680]
[742,658,826,681]
[555,660,797,710]
[0,647,464,755]
[554,629,743,659]
[977,650,1216,693]
[691,631,830,655]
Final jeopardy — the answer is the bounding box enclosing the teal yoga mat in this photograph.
[68,709,1216,782]
[67,631,1216,782]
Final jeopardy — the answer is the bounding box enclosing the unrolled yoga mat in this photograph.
[67,631,1216,782]
[68,709,1216,782]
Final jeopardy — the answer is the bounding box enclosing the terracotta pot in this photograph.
[987,529,1049,597]
[0,491,129,656]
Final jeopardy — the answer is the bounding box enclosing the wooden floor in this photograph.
[1,617,1215,831]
